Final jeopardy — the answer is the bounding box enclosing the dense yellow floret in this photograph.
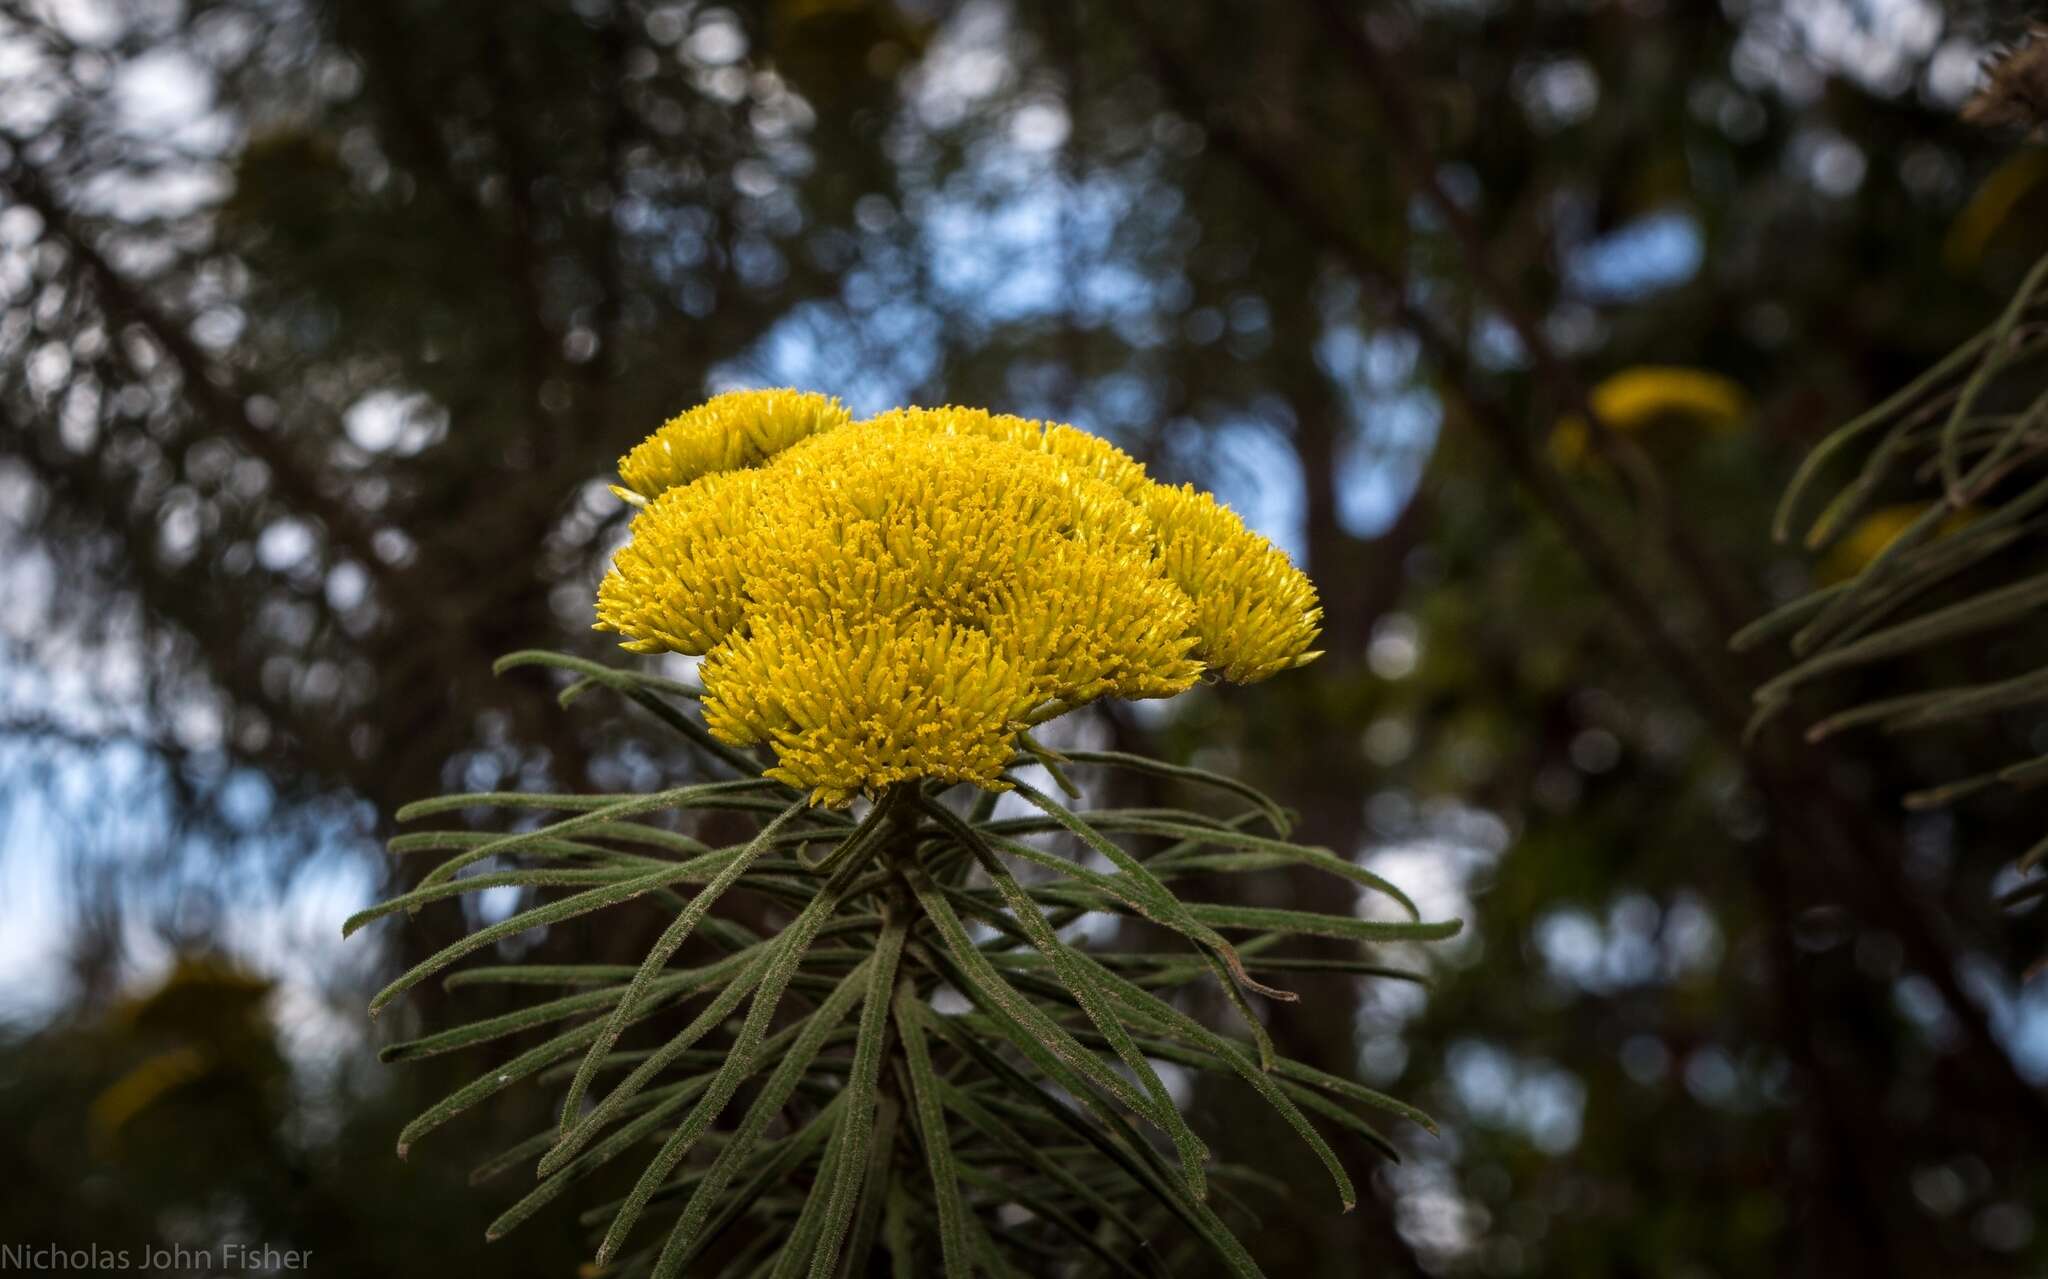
[596,395,1321,803]
[596,470,762,654]
[1145,483,1324,684]
[857,405,1154,499]
[616,389,851,499]
[702,613,1040,802]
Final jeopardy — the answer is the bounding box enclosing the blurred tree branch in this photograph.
[1126,0,2048,1164]
[0,146,433,623]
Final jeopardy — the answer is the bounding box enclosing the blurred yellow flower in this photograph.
[597,398,1322,803]
[1821,503,1977,584]
[90,1047,211,1142]
[91,956,279,1147]
[1943,149,2048,273]
[1551,366,1749,465]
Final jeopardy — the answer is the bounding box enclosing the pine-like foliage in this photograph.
[1741,247,2048,891]
[352,651,1458,1277]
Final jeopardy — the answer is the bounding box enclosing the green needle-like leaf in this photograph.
[833,1089,900,1279]
[593,851,870,1266]
[930,803,1210,1197]
[807,912,909,1278]
[1055,749,1293,834]
[366,855,742,1013]
[1000,781,1297,1001]
[647,960,874,1277]
[906,864,1175,1139]
[930,1072,1154,1272]
[1082,958,1357,1210]
[559,796,808,1135]
[896,981,974,1279]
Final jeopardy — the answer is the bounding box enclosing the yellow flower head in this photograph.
[597,396,1321,803]
[1550,366,1749,466]
[1145,483,1325,684]
[703,612,1040,801]
[597,469,764,654]
[616,389,851,499]
[1588,367,1748,431]
[1821,502,1977,584]
[1944,149,2048,273]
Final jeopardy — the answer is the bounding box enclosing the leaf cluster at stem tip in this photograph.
[359,650,1460,1279]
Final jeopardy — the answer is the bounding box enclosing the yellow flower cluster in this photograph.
[597,392,1322,803]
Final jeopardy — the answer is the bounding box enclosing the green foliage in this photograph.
[368,653,1457,1277]
[1745,246,2048,881]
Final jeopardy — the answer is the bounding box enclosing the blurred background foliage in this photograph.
[3,0,2048,1275]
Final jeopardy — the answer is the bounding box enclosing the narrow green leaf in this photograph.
[929,821,1212,1195]
[395,778,773,823]
[385,828,679,863]
[906,865,1174,1135]
[487,1077,713,1241]
[443,963,643,989]
[1181,902,1462,944]
[883,1181,919,1279]
[956,1163,1148,1279]
[768,1121,848,1279]
[395,1017,604,1158]
[1729,580,1851,652]
[1794,480,2048,656]
[343,865,653,938]
[366,856,734,1013]
[1759,570,2048,706]
[929,1070,1154,1271]
[895,982,973,1279]
[540,938,783,1178]
[492,650,783,779]
[382,970,700,1063]
[611,964,870,1267]
[1057,750,1292,834]
[962,1204,1030,1279]
[559,797,808,1135]
[1082,960,1357,1210]
[470,1127,561,1187]
[492,648,705,700]
[832,1092,900,1279]
[673,1095,850,1277]
[407,791,735,894]
[591,864,859,1265]
[1904,753,2048,810]
[1000,781,1307,1000]
[1773,324,1991,543]
[1937,253,2048,499]
[1131,820,1421,919]
[808,913,910,1278]
[1271,1080,1401,1162]
[915,982,1263,1279]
